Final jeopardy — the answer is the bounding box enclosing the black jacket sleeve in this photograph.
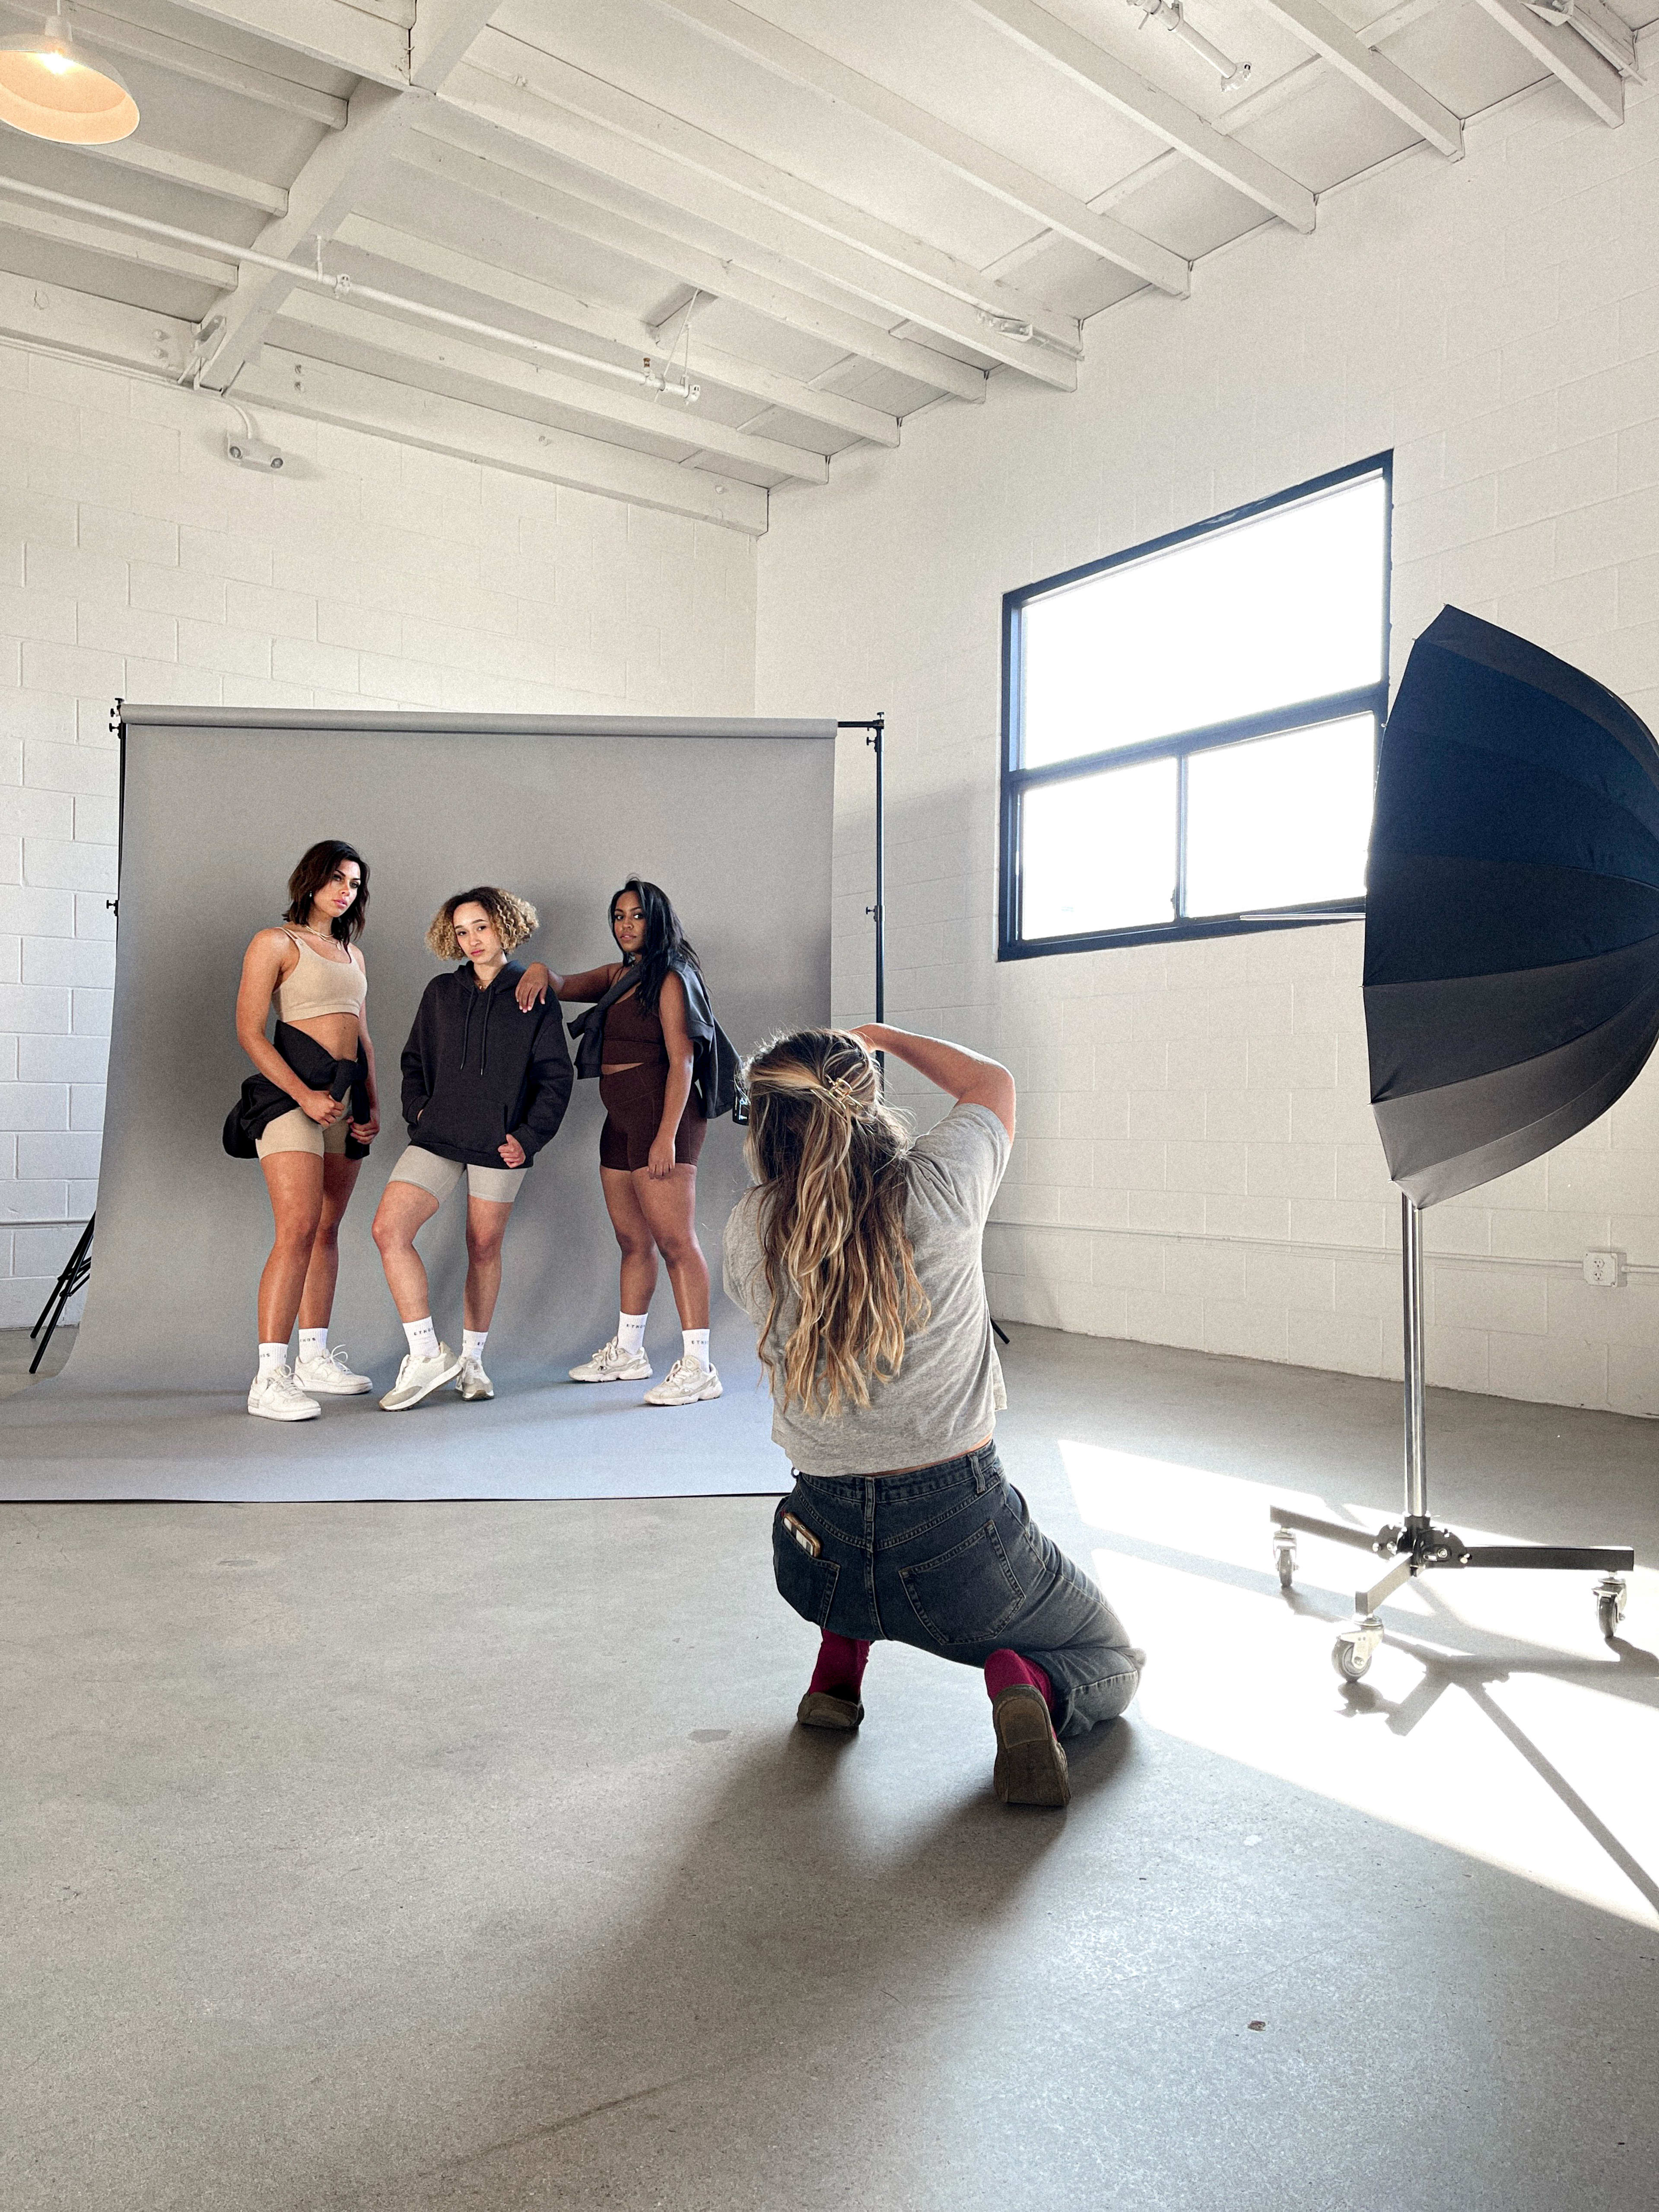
[512,998,575,1159]
[400,981,438,1133]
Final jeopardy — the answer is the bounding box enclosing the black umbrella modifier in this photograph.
[1271,606,1637,1679]
[1366,604,1659,1207]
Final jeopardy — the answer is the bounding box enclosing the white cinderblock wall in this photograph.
[0,341,756,1324]
[758,75,1659,1417]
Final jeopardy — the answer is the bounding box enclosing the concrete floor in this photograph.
[4,1323,1657,2210]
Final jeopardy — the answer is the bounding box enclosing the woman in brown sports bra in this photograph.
[516,878,720,1408]
[232,839,381,1423]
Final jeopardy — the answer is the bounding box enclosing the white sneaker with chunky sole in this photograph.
[248,1365,321,1422]
[379,1344,464,1411]
[569,1337,652,1383]
[294,1345,372,1396]
[456,1356,493,1401]
[643,1356,722,1407]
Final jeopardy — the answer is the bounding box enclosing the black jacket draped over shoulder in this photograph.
[567,953,735,1117]
[223,1022,370,1160]
[401,959,574,1169]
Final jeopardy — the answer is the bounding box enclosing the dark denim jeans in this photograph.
[772,1442,1141,1739]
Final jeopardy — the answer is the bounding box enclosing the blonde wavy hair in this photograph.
[426,885,539,961]
[742,1028,929,1417]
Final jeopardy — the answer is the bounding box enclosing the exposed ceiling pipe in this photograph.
[1127,0,1251,91]
[0,172,702,399]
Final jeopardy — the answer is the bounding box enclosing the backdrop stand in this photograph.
[29,1215,95,1373]
[1268,1191,1633,1678]
[836,712,1010,1351]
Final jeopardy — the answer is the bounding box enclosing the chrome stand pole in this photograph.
[1402,1191,1427,1525]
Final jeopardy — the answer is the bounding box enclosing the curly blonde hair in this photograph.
[426,885,539,960]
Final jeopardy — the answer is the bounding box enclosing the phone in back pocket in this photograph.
[780,1511,821,1558]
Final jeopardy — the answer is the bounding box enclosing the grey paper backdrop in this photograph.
[0,709,836,1500]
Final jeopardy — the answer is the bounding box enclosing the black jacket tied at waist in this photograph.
[223,1022,370,1160]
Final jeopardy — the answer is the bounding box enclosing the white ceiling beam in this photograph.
[1246,0,1462,155]
[445,49,1080,386]
[647,0,1188,296]
[0,0,349,127]
[0,270,768,534]
[79,138,289,217]
[271,287,832,481]
[0,191,238,286]
[1466,0,1624,124]
[467,32,1086,344]
[192,4,500,391]
[243,344,770,533]
[960,0,1317,230]
[334,214,902,444]
[402,121,989,403]
[157,0,410,85]
[195,78,413,390]
[410,0,498,88]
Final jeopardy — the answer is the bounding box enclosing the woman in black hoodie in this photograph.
[371,887,573,1411]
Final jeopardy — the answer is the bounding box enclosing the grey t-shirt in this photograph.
[722,1100,1011,1476]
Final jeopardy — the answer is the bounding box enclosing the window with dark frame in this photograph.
[999,455,1393,960]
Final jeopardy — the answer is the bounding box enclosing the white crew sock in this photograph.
[682,1327,710,1371]
[462,1328,488,1366]
[297,1327,327,1365]
[617,1310,648,1356]
[257,1341,289,1376]
[403,1316,440,1360]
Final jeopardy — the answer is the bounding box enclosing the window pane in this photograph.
[1184,715,1375,918]
[1020,472,1387,768]
[1021,756,1177,939]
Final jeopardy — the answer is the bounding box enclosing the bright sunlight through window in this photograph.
[1001,460,1390,957]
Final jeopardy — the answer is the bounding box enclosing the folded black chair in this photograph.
[1271,607,1641,1677]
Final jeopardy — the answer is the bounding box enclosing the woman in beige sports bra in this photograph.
[232,839,381,1422]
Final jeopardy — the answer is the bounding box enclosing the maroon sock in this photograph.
[985,1647,1054,1713]
[809,1632,870,1700]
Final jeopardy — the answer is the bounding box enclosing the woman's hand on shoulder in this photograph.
[515,961,554,1012]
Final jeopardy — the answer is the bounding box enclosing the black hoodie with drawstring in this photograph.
[400,960,573,1170]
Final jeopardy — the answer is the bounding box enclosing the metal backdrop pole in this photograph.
[1402,1190,1428,1524]
[836,713,886,1025]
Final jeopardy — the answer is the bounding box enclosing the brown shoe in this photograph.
[797,1690,863,1730]
[992,1684,1071,1807]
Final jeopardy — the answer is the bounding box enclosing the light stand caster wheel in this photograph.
[1273,1528,1297,1590]
[1595,1573,1627,1641]
[1333,1615,1384,1682]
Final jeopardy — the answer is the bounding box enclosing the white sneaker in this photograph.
[456,1355,493,1401]
[294,1345,372,1396]
[248,1365,321,1422]
[379,1344,464,1411]
[643,1356,722,1407]
[569,1336,652,1383]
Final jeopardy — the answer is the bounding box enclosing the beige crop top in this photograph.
[273,931,367,1023]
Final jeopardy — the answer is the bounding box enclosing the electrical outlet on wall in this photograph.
[1584,1249,1623,1288]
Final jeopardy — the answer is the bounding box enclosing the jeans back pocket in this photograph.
[772,1504,840,1628]
[899,1517,1026,1648]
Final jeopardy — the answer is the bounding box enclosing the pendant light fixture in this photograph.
[0,10,140,144]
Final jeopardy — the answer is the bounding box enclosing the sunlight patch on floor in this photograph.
[1064,1441,1659,1930]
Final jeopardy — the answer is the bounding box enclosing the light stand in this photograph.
[1270,1189,1634,1679]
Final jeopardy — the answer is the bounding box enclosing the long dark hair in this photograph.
[286,839,369,944]
[610,876,699,1014]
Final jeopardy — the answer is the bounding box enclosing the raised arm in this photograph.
[234,930,343,1128]
[851,1023,1014,1140]
[515,960,619,1012]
